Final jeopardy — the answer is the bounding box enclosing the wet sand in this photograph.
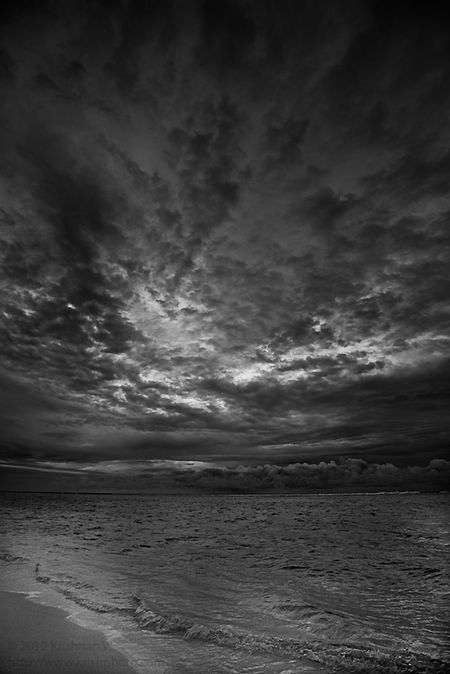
[0,591,137,674]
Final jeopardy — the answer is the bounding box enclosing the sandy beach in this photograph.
[0,591,136,674]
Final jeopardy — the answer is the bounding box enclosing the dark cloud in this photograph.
[172,458,450,493]
[2,456,448,494]
[0,0,449,491]
[0,47,16,83]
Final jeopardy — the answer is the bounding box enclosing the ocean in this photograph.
[0,492,448,673]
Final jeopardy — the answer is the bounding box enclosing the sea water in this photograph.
[0,492,448,673]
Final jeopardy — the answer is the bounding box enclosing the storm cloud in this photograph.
[0,1,449,492]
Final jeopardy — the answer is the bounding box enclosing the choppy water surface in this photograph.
[0,492,449,673]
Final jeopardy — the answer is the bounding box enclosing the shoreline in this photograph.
[0,591,137,674]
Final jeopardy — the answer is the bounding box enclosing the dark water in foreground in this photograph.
[0,492,449,673]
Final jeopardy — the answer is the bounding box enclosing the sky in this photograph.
[0,0,449,493]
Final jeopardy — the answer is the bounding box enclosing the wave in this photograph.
[31,562,448,674]
[34,563,131,616]
[132,597,448,674]
[272,600,398,647]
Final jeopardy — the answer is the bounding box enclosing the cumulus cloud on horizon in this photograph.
[1,457,448,494]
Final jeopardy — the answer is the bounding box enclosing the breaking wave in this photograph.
[272,600,399,647]
[34,563,132,616]
[0,547,443,674]
[131,595,448,673]
[28,562,449,673]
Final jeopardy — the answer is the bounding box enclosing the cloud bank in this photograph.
[1,457,448,494]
